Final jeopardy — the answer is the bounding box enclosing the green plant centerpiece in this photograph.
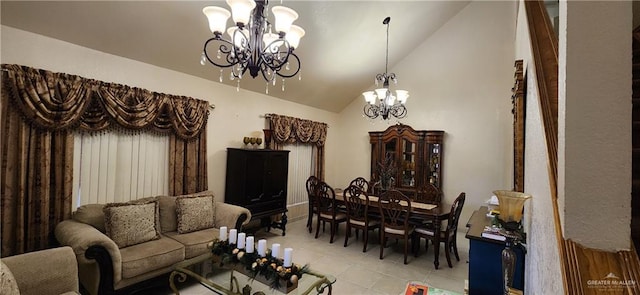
[377,153,397,190]
[209,239,309,291]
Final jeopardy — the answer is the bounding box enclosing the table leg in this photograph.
[433,218,441,269]
[169,271,185,294]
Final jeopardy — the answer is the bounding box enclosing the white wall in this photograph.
[0,25,341,200]
[515,2,564,294]
[559,0,632,251]
[336,0,516,227]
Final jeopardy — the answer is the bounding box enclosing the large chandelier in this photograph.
[363,17,408,120]
[201,0,304,92]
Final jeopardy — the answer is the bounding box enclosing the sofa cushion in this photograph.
[0,260,20,295]
[176,195,216,234]
[164,227,220,259]
[158,195,178,233]
[119,236,185,279]
[158,191,215,233]
[104,200,161,248]
[73,204,106,232]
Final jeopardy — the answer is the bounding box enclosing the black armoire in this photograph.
[224,148,289,235]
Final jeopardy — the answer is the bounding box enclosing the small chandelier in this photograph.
[201,0,304,92]
[363,17,408,120]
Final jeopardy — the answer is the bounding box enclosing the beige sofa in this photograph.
[1,246,80,295]
[54,191,251,295]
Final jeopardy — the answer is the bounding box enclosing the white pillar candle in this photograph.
[229,229,238,244]
[283,247,293,267]
[246,236,255,253]
[219,226,228,241]
[257,239,267,257]
[237,233,246,249]
[271,243,281,259]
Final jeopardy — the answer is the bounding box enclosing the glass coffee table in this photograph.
[169,252,335,295]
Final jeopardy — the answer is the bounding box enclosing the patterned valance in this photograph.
[268,113,327,146]
[2,64,209,139]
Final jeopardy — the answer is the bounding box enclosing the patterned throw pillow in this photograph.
[176,195,216,234]
[103,200,161,248]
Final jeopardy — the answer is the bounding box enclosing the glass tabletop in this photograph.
[170,252,336,295]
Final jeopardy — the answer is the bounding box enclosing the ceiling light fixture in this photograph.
[201,0,304,93]
[362,17,408,120]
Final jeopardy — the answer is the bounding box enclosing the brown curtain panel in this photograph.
[267,113,327,179]
[1,64,209,256]
[169,130,208,195]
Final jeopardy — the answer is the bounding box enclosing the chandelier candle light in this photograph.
[201,0,305,93]
[363,17,409,120]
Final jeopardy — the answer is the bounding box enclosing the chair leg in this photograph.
[344,223,350,247]
[329,221,336,243]
[444,240,453,268]
[379,231,385,260]
[329,222,334,244]
[403,235,409,264]
[307,207,313,233]
[363,227,369,252]
[452,237,460,261]
[315,218,321,239]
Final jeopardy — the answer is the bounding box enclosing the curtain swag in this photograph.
[268,113,327,146]
[2,64,209,139]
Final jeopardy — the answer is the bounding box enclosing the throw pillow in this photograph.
[176,195,216,234]
[73,203,106,232]
[103,200,160,248]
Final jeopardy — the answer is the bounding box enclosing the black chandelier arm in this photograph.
[388,104,407,119]
[259,48,290,72]
[363,104,381,119]
[275,52,301,78]
[203,37,239,69]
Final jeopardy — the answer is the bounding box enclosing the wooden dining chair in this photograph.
[349,177,371,194]
[306,175,320,233]
[343,185,380,252]
[314,181,347,243]
[378,189,414,264]
[413,192,466,268]
[414,183,442,205]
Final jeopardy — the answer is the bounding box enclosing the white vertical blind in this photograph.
[72,131,169,208]
[284,143,314,206]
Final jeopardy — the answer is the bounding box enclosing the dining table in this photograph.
[334,189,451,269]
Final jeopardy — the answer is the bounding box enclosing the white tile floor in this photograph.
[163,218,469,295]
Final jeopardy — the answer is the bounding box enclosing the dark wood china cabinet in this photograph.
[369,124,444,204]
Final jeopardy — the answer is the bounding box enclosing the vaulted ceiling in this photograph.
[1,1,470,112]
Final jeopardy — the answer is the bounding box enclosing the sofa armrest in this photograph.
[215,202,252,230]
[2,246,79,295]
[55,219,122,295]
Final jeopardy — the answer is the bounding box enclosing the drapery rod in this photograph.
[209,104,215,110]
[259,114,329,128]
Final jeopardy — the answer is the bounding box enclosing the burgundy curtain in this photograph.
[1,64,209,256]
[267,113,327,180]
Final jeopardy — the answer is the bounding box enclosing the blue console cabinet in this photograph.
[466,206,525,294]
